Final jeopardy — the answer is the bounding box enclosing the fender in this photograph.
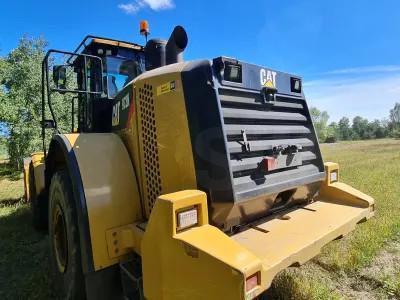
[23,152,45,202]
[45,133,142,274]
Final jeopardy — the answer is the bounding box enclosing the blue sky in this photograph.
[1,0,399,122]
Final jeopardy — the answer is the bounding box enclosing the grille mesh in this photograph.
[139,83,161,212]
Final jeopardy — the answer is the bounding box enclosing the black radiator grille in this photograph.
[218,87,324,200]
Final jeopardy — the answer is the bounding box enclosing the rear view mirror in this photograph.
[53,65,67,89]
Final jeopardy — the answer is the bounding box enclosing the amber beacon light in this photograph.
[140,20,150,41]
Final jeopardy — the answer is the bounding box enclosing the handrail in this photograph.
[41,49,104,156]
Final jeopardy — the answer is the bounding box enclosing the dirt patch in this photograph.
[316,236,400,299]
[268,236,400,300]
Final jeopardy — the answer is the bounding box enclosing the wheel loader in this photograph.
[24,23,375,300]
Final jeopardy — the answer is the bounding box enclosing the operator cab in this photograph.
[79,37,145,98]
[76,37,145,132]
[41,36,145,139]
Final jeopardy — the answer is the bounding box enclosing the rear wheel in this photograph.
[49,170,85,299]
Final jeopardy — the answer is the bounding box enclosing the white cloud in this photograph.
[118,2,143,14]
[144,0,174,10]
[322,65,400,75]
[304,71,400,122]
[118,0,174,14]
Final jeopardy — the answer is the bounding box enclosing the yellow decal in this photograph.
[264,80,275,88]
[156,81,176,96]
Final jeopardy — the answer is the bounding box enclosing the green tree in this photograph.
[338,117,352,140]
[352,116,370,140]
[325,122,339,142]
[368,119,387,139]
[310,107,330,142]
[0,36,72,170]
[0,36,47,169]
[390,102,400,126]
[389,102,400,137]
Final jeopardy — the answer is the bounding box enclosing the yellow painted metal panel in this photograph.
[140,162,374,298]
[91,38,142,50]
[232,200,371,290]
[31,152,45,195]
[24,152,45,201]
[63,133,141,270]
[134,70,197,218]
[23,158,31,201]
[231,162,375,291]
[142,190,262,300]
[115,85,145,216]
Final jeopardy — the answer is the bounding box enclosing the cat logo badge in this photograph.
[260,69,277,88]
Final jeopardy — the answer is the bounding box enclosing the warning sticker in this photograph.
[156,80,176,96]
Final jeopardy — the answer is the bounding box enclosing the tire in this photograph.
[29,163,47,230]
[48,170,86,299]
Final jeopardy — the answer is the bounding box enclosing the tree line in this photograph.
[310,104,400,143]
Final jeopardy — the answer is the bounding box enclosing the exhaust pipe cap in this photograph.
[166,25,188,65]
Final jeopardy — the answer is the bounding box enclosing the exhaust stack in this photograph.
[166,25,188,65]
[145,39,167,71]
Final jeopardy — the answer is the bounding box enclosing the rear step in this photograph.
[231,180,374,290]
[120,255,144,300]
[138,163,374,299]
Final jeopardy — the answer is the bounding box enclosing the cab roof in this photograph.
[74,35,144,55]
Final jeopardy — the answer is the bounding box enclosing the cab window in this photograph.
[104,53,145,98]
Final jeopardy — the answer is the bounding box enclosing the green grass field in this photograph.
[269,139,400,300]
[0,162,50,299]
[0,139,399,299]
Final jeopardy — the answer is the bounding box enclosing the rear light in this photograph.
[176,207,198,231]
[262,157,277,171]
[330,171,338,183]
[246,272,259,292]
[290,77,302,93]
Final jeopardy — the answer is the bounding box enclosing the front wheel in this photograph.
[48,170,85,299]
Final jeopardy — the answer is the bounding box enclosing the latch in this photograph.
[272,144,302,157]
[260,144,303,172]
[261,86,278,105]
[239,129,251,152]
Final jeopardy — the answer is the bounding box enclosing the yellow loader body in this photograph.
[25,27,375,300]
